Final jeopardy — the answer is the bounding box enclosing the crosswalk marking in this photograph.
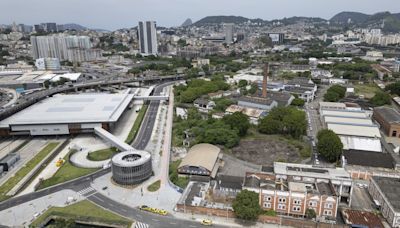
[135,222,149,228]
[77,186,96,196]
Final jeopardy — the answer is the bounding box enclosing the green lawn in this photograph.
[30,200,132,227]
[125,105,148,144]
[0,142,60,202]
[37,150,98,190]
[169,160,189,189]
[87,148,117,161]
[354,83,381,99]
[147,180,161,192]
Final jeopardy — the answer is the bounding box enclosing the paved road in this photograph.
[132,81,176,150]
[88,193,226,228]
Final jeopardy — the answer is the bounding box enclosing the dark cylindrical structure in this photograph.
[111,150,152,185]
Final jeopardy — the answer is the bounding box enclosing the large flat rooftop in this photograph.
[0,92,134,127]
[372,176,400,212]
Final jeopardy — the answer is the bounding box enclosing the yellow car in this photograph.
[157,209,168,216]
[200,219,213,226]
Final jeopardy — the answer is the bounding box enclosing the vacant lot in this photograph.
[230,131,310,166]
[354,83,381,99]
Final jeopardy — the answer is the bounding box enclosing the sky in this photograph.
[1,0,400,30]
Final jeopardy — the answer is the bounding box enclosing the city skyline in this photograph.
[1,0,400,30]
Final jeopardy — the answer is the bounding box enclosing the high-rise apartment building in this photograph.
[138,21,158,55]
[45,23,57,32]
[224,23,234,44]
[31,35,100,62]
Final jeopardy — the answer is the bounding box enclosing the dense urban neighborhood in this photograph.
[0,3,400,228]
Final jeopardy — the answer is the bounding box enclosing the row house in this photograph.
[243,173,339,219]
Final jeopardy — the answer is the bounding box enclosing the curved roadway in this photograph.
[0,80,227,228]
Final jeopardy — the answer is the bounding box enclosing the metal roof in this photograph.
[178,143,221,173]
[0,92,134,127]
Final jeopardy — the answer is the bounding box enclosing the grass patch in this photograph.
[37,150,98,190]
[169,160,189,189]
[87,148,117,161]
[0,142,59,202]
[354,83,381,99]
[125,105,148,144]
[30,200,132,227]
[147,180,161,192]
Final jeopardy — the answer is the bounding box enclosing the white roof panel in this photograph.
[0,93,133,126]
[327,123,381,138]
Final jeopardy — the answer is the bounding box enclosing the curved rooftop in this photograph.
[111,150,151,167]
[178,143,221,172]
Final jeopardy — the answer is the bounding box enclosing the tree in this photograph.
[370,91,391,106]
[305,208,317,219]
[324,91,340,102]
[258,117,282,134]
[238,80,248,88]
[317,129,343,163]
[291,98,305,107]
[223,112,250,136]
[385,81,400,96]
[232,190,262,220]
[324,85,346,102]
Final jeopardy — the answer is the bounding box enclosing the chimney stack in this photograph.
[262,63,269,98]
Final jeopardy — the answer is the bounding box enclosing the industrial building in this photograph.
[111,150,152,185]
[0,92,134,136]
[368,176,400,227]
[178,143,222,178]
[373,106,400,137]
[320,102,382,152]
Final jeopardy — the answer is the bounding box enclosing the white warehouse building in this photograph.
[320,103,382,152]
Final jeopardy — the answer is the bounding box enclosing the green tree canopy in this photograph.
[370,91,391,106]
[222,112,250,136]
[258,107,307,139]
[232,190,262,220]
[324,85,346,102]
[317,129,343,163]
[291,98,305,107]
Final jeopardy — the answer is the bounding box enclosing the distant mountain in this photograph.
[273,16,327,25]
[330,11,370,24]
[330,11,400,33]
[193,16,256,26]
[61,23,88,31]
[181,18,193,27]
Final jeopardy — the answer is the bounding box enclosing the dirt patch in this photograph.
[231,137,302,165]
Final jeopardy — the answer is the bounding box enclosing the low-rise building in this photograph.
[191,58,210,68]
[193,98,215,113]
[368,176,400,227]
[373,106,400,137]
[243,168,344,220]
[225,104,267,125]
[238,96,277,112]
[178,143,222,178]
[284,78,317,102]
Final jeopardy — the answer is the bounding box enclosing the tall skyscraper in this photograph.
[224,23,234,44]
[138,21,158,55]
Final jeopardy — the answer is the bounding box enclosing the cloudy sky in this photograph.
[2,0,399,30]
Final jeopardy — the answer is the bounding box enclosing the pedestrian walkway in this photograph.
[134,222,149,228]
[77,186,97,197]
